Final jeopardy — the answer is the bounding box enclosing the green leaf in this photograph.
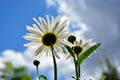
[39,75,47,80]
[71,75,76,79]
[100,75,106,80]
[1,75,7,78]
[77,43,101,66]
[14,67,26,73]
[65,45,74,57]
[5,62,14,70]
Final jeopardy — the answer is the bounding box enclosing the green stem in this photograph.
[78,66,80,78]
[73,56,79,80]
[36,66,40,80]
[77,54,80,79]
[51,46,57,80]
[77,55,80,79]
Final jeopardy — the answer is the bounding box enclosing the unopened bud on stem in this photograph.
[33,60,40,67]
[68,35,76,44]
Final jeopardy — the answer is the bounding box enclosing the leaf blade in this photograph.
[77,43,101,66]
[65,45,74,57]
[100,75,106,80]
[39,75,47,80]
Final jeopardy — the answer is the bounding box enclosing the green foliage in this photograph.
[71,75,76,79]
[0,62,32,80]
[12,73,31,80]
[5,62,14,73]
[39,74,47,80]
[65,43,101,80]
[14,67,26,73]
[65,45,74,57]
[100,75,106,80]
[100,59,120,80]
[77,43,101,66]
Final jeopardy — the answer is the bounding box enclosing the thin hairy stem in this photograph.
[78,66,80,78]
[73,56,79,80]
[51,46,57,80]
[77,54,81,79]
[36,66,40,80]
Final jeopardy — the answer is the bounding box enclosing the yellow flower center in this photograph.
[42,33,57,46]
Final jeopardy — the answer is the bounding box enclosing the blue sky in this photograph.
[0,0,120,80]
[0,0,58,52]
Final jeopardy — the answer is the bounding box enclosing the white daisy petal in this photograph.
[25,33,39,38]
[34,46,44,56]
[53,48,60,59]
[51,16,55,29]
[82,42,89,47]
[23,36,40,42]
[59,19,68,28]
[24,42,40,47]
[52,16,60,32]
[87,39,93,44]
[65,55,71,60]
[26,26,42,36]
[39,17,48,31]
[54,53,60,59]
[55,45,63,52]
[46,15,51,31]
[39,17,47,32]
[33,17,46,32]
[58,30,68,35]
[58,32,70,39]
[79,39,82,45]
[32,24,44,33]
[26,25,34,31]
[58,41,70,47]
[56,19,67,34]
[44,47,49,57]
[33,17,41,27]
[74,41,80,46]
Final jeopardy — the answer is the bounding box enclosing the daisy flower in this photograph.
[23,15,69,57]
[66,35,98,80]
[67,35,96,59]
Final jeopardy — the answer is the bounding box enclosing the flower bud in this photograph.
[33,60,40,67]
[68,35,76,44]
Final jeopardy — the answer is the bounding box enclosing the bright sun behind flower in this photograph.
[23,15,69,57]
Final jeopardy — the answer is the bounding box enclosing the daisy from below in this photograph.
[23,15,69,58]
[67,35,96,59]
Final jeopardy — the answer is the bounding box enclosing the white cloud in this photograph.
[46,0,90,35]
[1,50,26,67]
[0,48,74,80]
[0,48,103,80]
[46,0,120,79]
[46,0,57,7]
[0,59,5,69]
[46,0,120,48]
